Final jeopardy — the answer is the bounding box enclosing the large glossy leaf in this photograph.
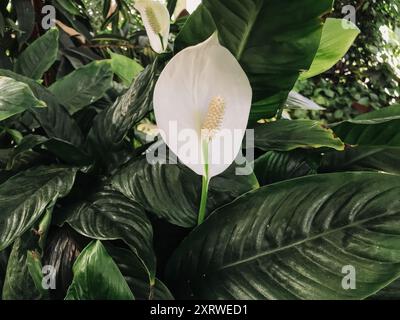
[64,189,156,279]
[2,232,43,300]
[0,166,77,251]
[167,172,400,299]
[332,105,400,148]
[49,61,113,114]
[177,1,334,119]
[254,120,344,152]
[300,18,360,79]
[109,245,174,300]
[320,147,400,175]
[254,151,317,186]
[88,62,157,170]
[65,241,134,300]
[109,51,144,86]
[0,69,84,147]
[15,29,59,80]
[0,76,46,121]
[110,155,259,228]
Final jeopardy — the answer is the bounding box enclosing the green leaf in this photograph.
[249,92,288,122]
[64,190,156,279]
[13,0,35,46]
[0,166,77,251]
[332,105,400,148]
[175,5,216,52]
[111,154,259,228]
[254,120,344,152]
[49,61,113,114]
[15,28,59,80]
[26,250,49,298]
[167,172,400,299]
[372,279,400,300]
[7,135,92,169]
[0,76,46,121]
[0,69,84,147]
[109,245,174,300]
[55,0,82,15]
[88,62,157,171]
[108,51,144,86]
[320,147,400,175]
[65,241,134,300]
[300,18,360,80]
[2,232,45,300]
[180,0,334,119]
[254,151,317,186]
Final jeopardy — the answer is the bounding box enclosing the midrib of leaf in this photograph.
[216,198,400,272]
[230,2,263,60]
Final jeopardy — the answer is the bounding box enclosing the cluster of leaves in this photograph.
[0,0,400,301]
[295,0,400,122]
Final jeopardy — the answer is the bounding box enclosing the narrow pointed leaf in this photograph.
[0,76,46,121]
[300,18,360,80]
[65,241,134,300]
[15,28,59,80]
[49,61,113,114]
[88,62,157,170]
[109,51,143,86]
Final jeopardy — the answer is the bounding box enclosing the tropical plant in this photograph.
[1,0,400,301]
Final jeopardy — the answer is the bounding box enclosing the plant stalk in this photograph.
[197,140,210,225]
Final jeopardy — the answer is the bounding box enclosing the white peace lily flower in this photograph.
[134,0,170,53]
[153,33,252,224]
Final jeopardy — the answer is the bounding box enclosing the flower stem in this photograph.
[198,140,210,225]
[197,173,210,225]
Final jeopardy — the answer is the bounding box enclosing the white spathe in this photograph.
[186,0,201,13]
[173,0,201,17]
[153,33,252,178]
[134,0,170,54]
